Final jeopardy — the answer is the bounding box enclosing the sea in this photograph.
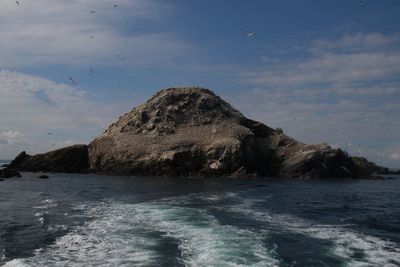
[0,168,399,266]
[0,160,10,168]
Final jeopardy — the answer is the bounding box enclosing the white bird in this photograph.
[244,31,256,37]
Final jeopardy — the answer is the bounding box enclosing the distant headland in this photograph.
[1,87,394,179]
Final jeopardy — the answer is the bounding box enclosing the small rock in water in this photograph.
[38,175,49,179]
[230,166,252,179]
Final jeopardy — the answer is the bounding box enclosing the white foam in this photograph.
[6,199,279,267]
[8,202,161,266]
[126,202,279,266]
[226,197,400,267]
[3,259,31,267]
[32,199,58,209]
[1,248,6,261]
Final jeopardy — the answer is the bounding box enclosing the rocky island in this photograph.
[2,87,390,179]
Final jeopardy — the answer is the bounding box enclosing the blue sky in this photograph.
[0,0,399,168]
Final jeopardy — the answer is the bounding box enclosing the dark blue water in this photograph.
[0,172,399,266]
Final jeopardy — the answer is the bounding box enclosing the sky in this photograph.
[0,0,399,168]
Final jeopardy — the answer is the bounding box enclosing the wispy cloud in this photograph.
[0,0,189,68]
[243,52,400,87]
[243,32,400,88]
[0,69,132,158]
[1,131,24,140]
[311,32,400,53]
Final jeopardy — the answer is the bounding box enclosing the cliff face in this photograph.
[87,87,366,178]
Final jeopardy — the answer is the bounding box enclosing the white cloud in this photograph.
[375,145,400,163]
[387,151,400,161]
[0,0,189,68]
[242,32,400,88]
[0,69,132,158]
[242,52,400,87]
[1,131,24,139]
[311,32,400,53]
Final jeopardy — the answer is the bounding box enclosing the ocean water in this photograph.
[0,160,10,168]
[0,173,399,267]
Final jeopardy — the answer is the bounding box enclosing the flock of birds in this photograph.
[14,0,258,88]
[14,0,121,86]
[13,0,368,88]
[13,0,369,141]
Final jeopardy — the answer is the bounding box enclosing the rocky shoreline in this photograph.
[1,87,394,179]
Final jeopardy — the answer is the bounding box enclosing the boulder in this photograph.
[229,167,253,179]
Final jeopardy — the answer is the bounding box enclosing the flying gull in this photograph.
[244,31,256,37]
[68,77,77,85]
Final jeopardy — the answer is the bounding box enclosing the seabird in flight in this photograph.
[68,77,77,85]
[244,31,256,37]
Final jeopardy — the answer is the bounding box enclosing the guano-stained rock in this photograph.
[8,87,388,179]
[87,87,370,178]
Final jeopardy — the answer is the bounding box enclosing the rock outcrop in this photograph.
[8,145,89,173]
[351,156,390,175]
[8,87,387,179]
[89,87,277,176]
[88,87,370,178]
